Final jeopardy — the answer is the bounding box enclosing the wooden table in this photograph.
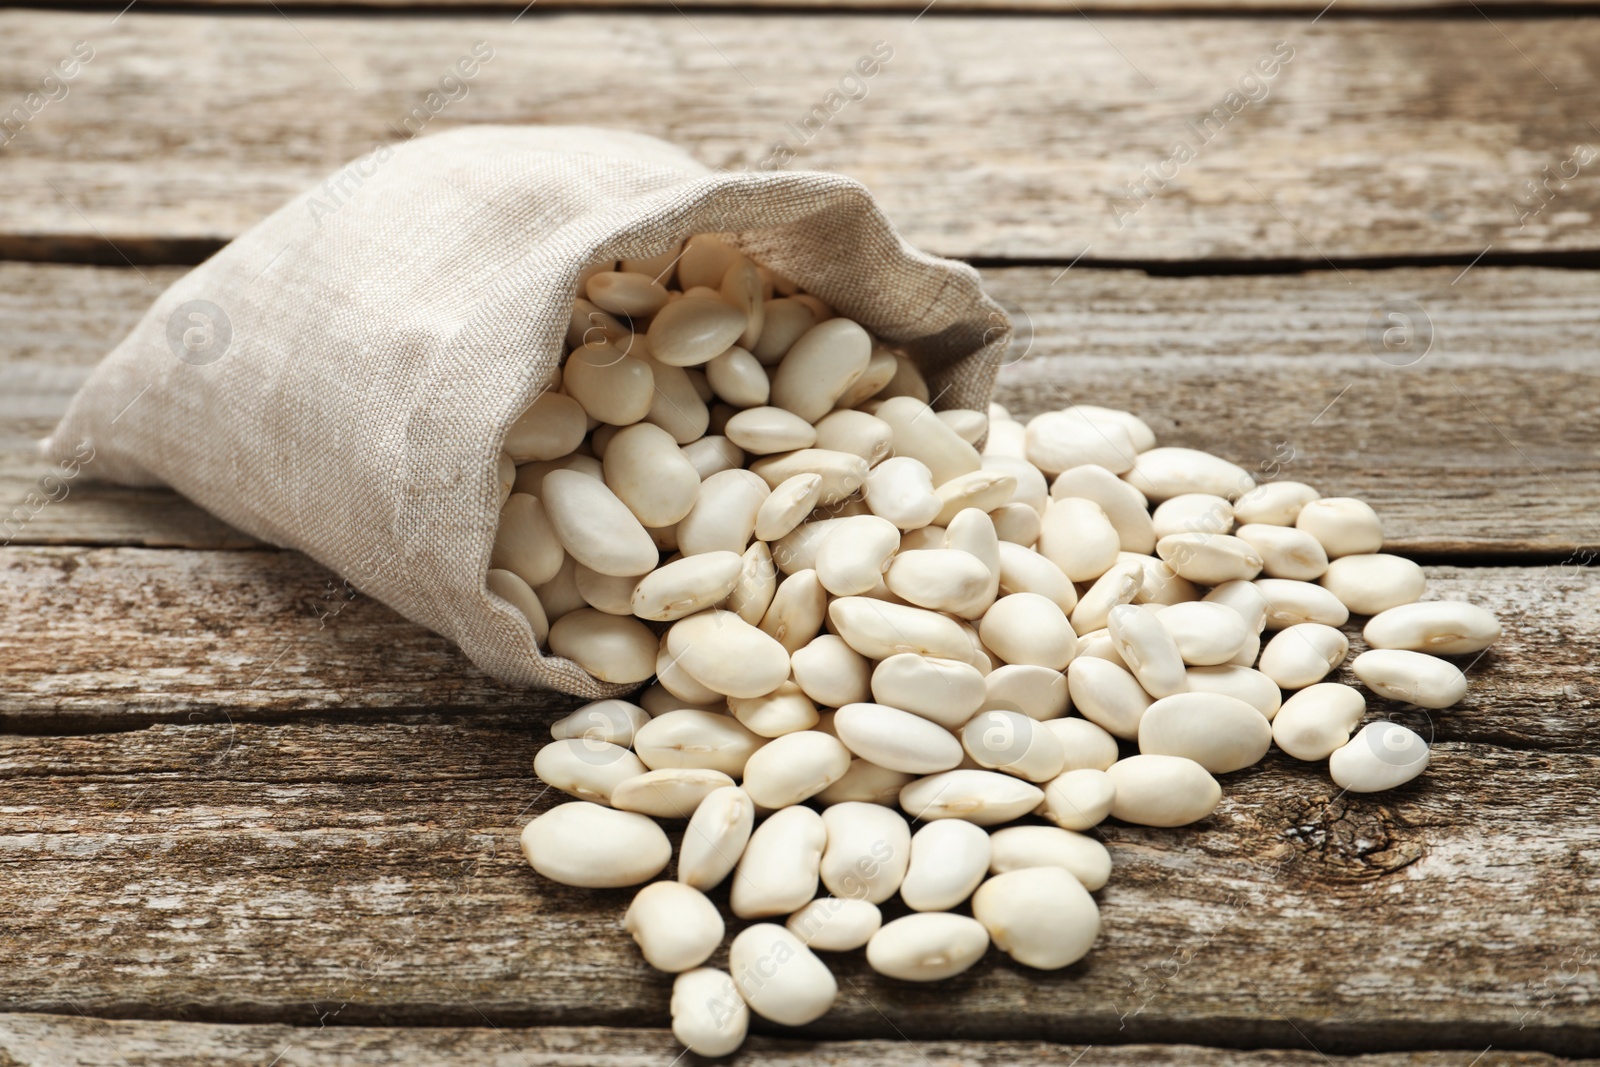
[3,2,1598,1063]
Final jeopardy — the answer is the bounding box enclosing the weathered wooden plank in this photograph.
[0,1017,1589,1067]
[2,538,1594,738]
[16,0,1600,10]
[1,715,1595,1053]
[4,262,1596,555]
[0,13,1596,261]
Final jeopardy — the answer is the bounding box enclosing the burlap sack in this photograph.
[47,125,1011,698]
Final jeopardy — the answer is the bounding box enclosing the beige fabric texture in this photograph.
[47,125,1012,698]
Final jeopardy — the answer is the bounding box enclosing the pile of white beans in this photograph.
[496,235,1503,1057]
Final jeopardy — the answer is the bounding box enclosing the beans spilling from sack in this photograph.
[496,234,1503,1056]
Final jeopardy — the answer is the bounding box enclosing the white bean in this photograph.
[588,269,670,317]
[676,468,768,556]
[1329,721,1430,792]
[1295,497,1383,558]
[885,549,994,615]
[682,435,745,480]
[979,593,1078,670]
[1124,446,1255,503]
[1156,533,1265,586]
[899,769,1045,826]
[1069,559,1145,636]
[899,820,992,911]
[723,406,818,455]
[1320,553,1427,615]
[1065,656,1151,740]
[1038,497,1121,582]
[493,494,567,589]
[751,297,817,364]
[758,570,828,653]
[533,739,648,805]
[644,358,711,443]
[671,968,748,1057]
[677,784,757,891]
[749,448,870,506]
[612,768,737,819]
[1362,600,1501,654]
[962,709,1066,782]
[989,824,1111,890]
[1233,481,1320,526]
[1107,603,1188,699]
[625,881,724,973]
[730,804,827,918]
[819,801,911,904]
[666,609,792,699]
[941,509,1003,619]
[1060,404,1156,451]
[505,391,587,462]
[520,801,671,887]
[791,634,872,708]
[487,568,550,645]
[633,710,764,777]
[982,663,1071,722]
[834,702,965,775]
[770,318,872,422]
[1272,682,1366,761]
[631,551,744,622]
[996,541,1079,615]
[934,469,1016,526]
[705,345,770,408]
[753,473,823,542]
[1258,623,1349,690]
[1025,410,1136,475]
[563,342,656,426]
[648,295,748,367]
[726,541,777,626]
[1157,601,1252,666]
[828,597,974,661]
[727,683,818,739]
[1042,719,1118,771]
[866,913,990,982]
[548,608,656,683]
[815,515,902,596]
[870,653,987,729]
[1351,648,1468,708]
[815,758,914,807]
[874,396,983,485]
[1254,578,1350,630]
[542,468,660,577]
[1183,665,1281,720]
[813,408,894,464]
[864,455,942,530]
[1051,464,1156,554]
[727,923,837,1026]
[1137,692,1272,773]
[1235,523,1330,581]
[972,866,1101,970]
[787,897,882,951]
[740,730,853,808]
[551,699,651,746]
[1105,754,1221,827]
[1151,493,1234,539]
[1040,767,1116,831]
[1203,579,1270,634]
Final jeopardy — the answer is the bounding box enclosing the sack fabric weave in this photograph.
[47,125,1012,698]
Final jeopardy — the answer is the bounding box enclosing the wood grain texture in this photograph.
[1,711,1595,1054]
[4,262,1596,555]
[0,1017,1591,1067]
[3,548,1593,745]
[0,12,1596,261]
